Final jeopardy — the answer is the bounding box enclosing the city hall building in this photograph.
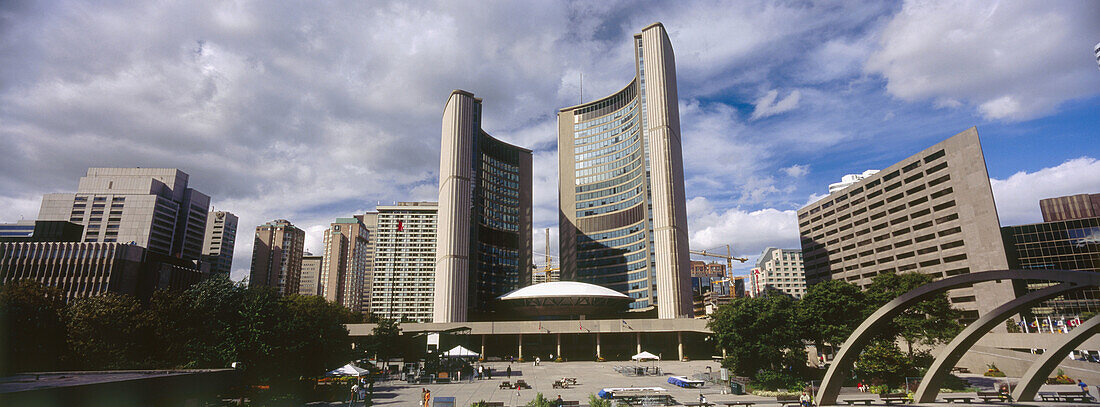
[435,90,534,323]
[557,23,693,318]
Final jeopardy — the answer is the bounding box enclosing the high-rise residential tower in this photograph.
[38,168,210,262]
[435,90,533,323]
[201,211,237,278]
[320,217,370,312]
[557,23,693,318]
[357,212,378,315]
[751,248,806,299]
[299,252,323,296]
[370,202,437,322]
[249,219,305,295]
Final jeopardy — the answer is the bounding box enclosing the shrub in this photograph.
[751,370,803,391]
[526,393,553,407]
[1046,369,1074,384]
[588,394,612,407]
[984,363,1006,377]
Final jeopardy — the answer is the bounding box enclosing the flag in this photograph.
[397,220,404,232]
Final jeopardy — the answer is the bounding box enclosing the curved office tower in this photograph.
[436,90,533,322]
[558,23,693,318]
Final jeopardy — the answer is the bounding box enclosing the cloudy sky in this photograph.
[2,0,1099,280]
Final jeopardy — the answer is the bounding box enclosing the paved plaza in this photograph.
[311,360,1100,406]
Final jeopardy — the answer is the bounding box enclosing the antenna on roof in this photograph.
[580,73,583,103]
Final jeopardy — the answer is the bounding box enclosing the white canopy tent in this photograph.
[442,345,480,358]
[327,363,369,376]
[631,351,660,361]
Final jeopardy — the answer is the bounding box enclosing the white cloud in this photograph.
[750,89,801,120]
[991,157,1100,226]
[686,197,800,266]
[866,1,1100,121]
[782,164,809,178]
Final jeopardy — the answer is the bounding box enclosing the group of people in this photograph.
[347,376,375,406]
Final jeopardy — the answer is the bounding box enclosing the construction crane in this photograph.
[689,244,749,271]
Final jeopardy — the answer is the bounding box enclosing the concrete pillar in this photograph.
[556,333,561,360]
[518,334,523,360]
[636,332,642,354]
[677,332,684,361]
[596,332,602,360]
[481,334,486,358]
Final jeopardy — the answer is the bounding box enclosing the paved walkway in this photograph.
[309,361,1100,406]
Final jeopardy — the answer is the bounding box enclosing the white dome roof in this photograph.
[499,281,630,300]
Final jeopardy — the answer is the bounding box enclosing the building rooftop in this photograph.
[499,281,630,300]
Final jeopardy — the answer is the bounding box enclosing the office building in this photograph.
[201,211,237,278]
[557,23,693,318]
[320,217,370,312]
[797,127,1013,321]
[435,90,533,322]
[357,212,378,314]
[249,219,304,295]
[689,261,727,296]
[1002,214,1100,318]
[0,242,200,302]
[749,248,806,298]
[0,220,83,242]
[38,168,210,262]
[828,170,880,194]
[299,252,323,296]
[370,202,437,322]
[1040,193,1100,222]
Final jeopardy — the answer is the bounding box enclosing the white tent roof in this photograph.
[631,351,660,361]
[499,281,630,300]
[327,363,369,376]
[443,345,480,358]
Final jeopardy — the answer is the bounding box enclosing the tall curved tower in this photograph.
[558,23,693,318]
[436,90,533,322]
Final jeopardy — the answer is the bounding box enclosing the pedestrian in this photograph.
[800,392,812,407]
[420,388,427,406]
[857,382,864,393]
[351,382,361,405]
[699,393,706,404]
[487,366,492,379]
[555,394,565,406]
[478,364,484,380]
[1078,380,1089,396]
[550,353,554,361]
[535,357,540,366]
[507,366,512,378]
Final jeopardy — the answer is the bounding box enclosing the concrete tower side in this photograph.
[435,91,477,323]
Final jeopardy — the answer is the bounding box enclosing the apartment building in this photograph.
[249,219,305,295]
[370,202,438,322]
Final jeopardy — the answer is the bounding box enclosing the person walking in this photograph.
[487,366,492,380]
[506,365,512,378]
[424,388,431,406]
[350,382,360,405]
[1078,380,1091,399]
[478,364,484,380]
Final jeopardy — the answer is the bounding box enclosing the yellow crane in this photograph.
[689,244,749,294]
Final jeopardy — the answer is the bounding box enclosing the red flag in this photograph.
[397,220,404,232]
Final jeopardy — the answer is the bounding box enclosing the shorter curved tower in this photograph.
[436,90,533,322]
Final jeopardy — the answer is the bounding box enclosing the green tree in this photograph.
[864,272,963,355]
[709,294,805,382]
[0,280,69,374]
[853,340,919,389]
[280,294,356,379]
[799,280,868,351]
[66,292,151,369]
[359,317,400,366]
[588,394,613,407]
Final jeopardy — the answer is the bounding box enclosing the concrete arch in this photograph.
[914,283,1083,402]
[1012,316,1100,402]
[816,270,1100,405]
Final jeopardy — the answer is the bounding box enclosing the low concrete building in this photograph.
[0,369,238,406]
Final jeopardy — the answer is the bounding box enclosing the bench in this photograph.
[561,401,580,406]
[482,403,504,407]
[841,399,873,405]
[1038,392,1059,401]
[514,380,530,389]
[950,367,970,374]
[1056,391,1091,402]
[976,391,1010,403]
[498,381,512,389]
[552,380,569,389]
[777,394,801,407]
[720,402,756,406]
[880,393,910,405]
[942,396,973,403]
